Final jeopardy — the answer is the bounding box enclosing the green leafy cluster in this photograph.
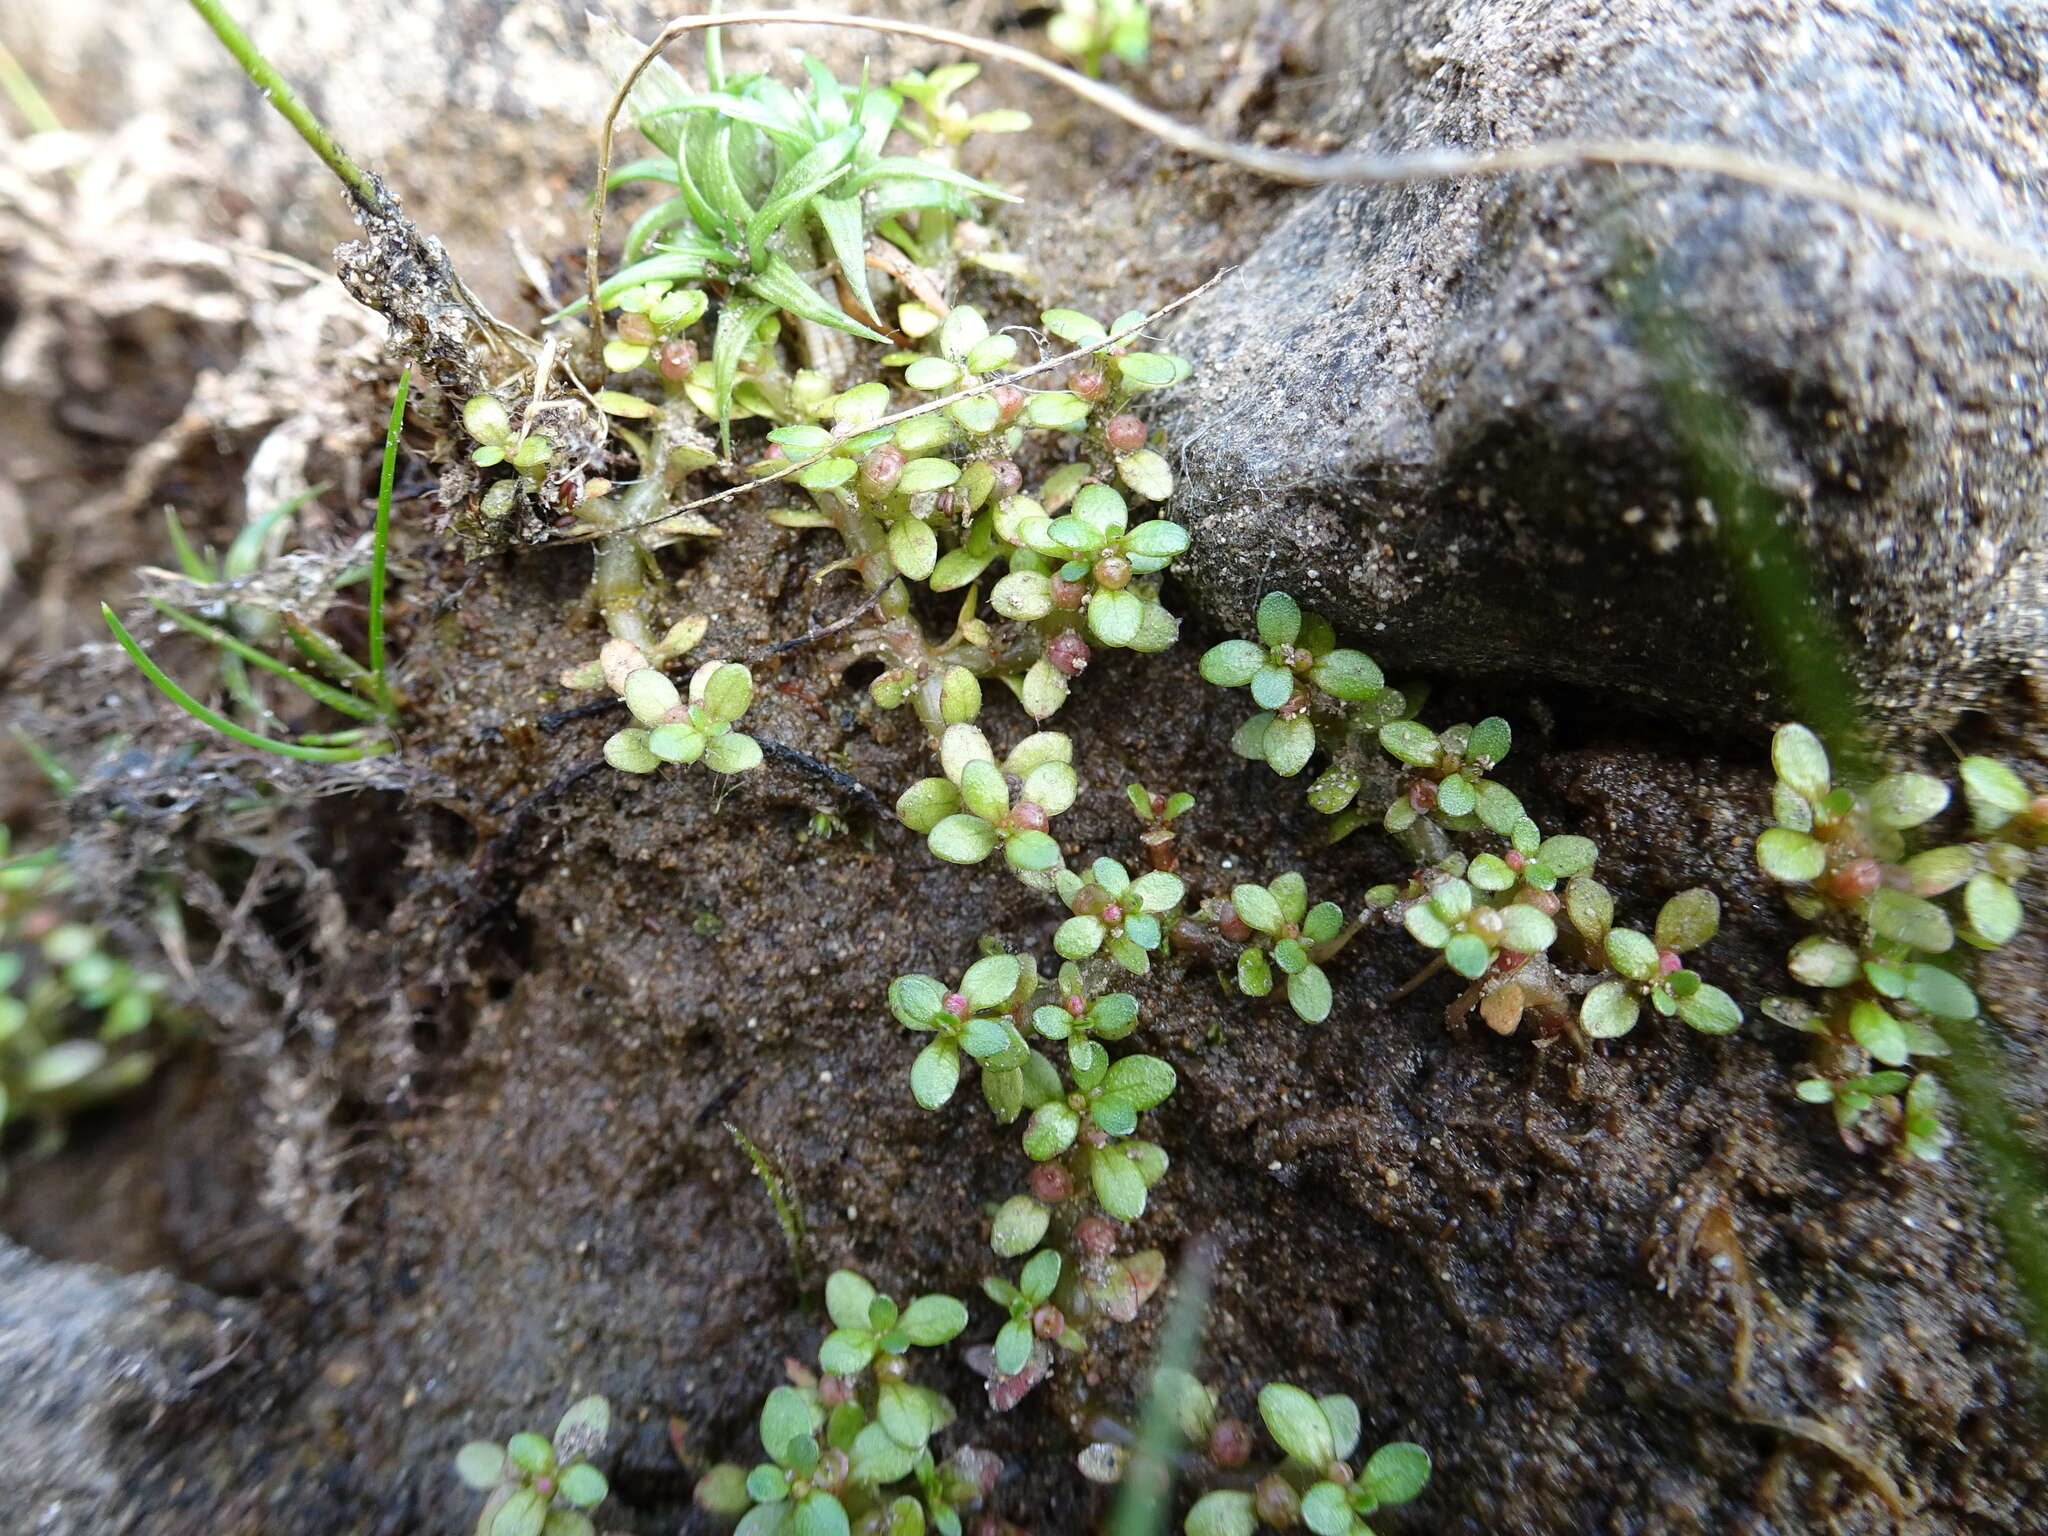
[1045,0,1151,76]
[896,724,1075,875]
[2,830,182,1149]
[768,303,1192,725]
[1204,591,1740,1042]
[589,34,1024,435]
[1184,1385,1429,1536]
[694,1270,996,1536]
[1127,782,1194,872]
[595,641,764,777]
[1209,873,1344,1024]
[465,393,557,485]
[454,1395,613,1536]
[1053,857,1185,975]
[886,937,1175,1410]
[1201,594,1388,779]
[1754,724,2043,1159]
[889,953,1034,1115]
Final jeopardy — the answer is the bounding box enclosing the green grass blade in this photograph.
[163,510,217,582]
[366,368,409,694]
[184,0,380,206]
[224,480,329,580]
[0,845,63,876]
[282,615,380,696]
[218,652,274,729]
[604,155,683,192]
[8,728,77,797]
[147,600,382,721]
[726,1120,811,1300]
[102,604,382,763]
[710,295,775,454]
[1108,1243,1216,1536]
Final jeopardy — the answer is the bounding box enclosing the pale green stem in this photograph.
[184,0,381,207]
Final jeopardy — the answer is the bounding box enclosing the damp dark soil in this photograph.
[2,4,2045,1534]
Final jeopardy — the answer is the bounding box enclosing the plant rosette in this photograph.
[1201,593,1384,778]
[991,483,1184,653]
[1052,857,1184,975]
[1564,883,1741,1039]
[598,642,763,776]
[818,1269,969,1381]
[889,954,1033,1112]
[1184,1386,1431,1536]
[975,1249,1081,1410]
[462,394,555,485]
[1015,1046,1175,1220]
[1126,781,1195,870]
[603,280,709,374]
[1758,724,2031,953]
[1029,962,1140,1075]
[896,725,1077,880]
[1039,307,1189,501]
[454,1395,613,1536]
[1376,715,1547,853]
[1220,873,1343,1023]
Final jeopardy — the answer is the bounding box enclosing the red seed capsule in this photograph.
[656,338,698,381]
[1103,414,1146,453]
[1030,1163,1073,1203]
[1051,576,1089,611]
[1255,1476,1301,1526]
[616,311,655,345]
[1409,780,1438,812]
[944,992,970,1019]
[1075,1216,1118,1257]
[990,458,1024,497]
[1031,1303,1066,1339]
[1092,553,1133,591]
[861,445,907,494]
[992,385,1026,424]
[819,1374,857,1406]
[1048,632,1092,677]
[1011,801,1050,833]
[1071,367,1109,401]
[1828,857,1882,903]
[812,1448,850,1493]
[1217,902,1253,944]
[1209,1419,1253,1468]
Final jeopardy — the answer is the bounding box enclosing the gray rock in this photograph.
[0,1238,258,1534]
[1161,0,2048,729]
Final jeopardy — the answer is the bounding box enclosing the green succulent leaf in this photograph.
[1257,1383,1335,1467]
[1772,723,1832,803]
[1263,716,1317,777]
[1675,984,1742,1036]
[1363,1441,1432,1505]
[1866,888,1954,953]
[1299,1483,1350,1536]
[910,1040,961,1109]
[1580,980,1641,1039]
[1250,592,1301,648]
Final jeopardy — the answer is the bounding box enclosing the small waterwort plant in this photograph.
[454,1394,614,1536]
[1753,723,2043,1159]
